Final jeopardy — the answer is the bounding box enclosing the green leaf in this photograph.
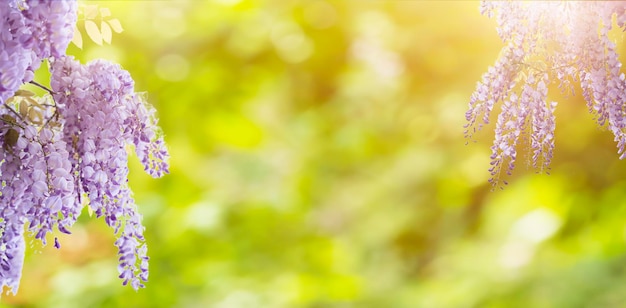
[1,115,16,126]
[18,100,28,118]
[99,7,112,18]
[71,25,83,49]
[28,108,43,125]
[84,20,102,45]
[4,129,18,148]
[14,90,35,97]
[26,96,43,108]
[83,4,99,19]
[107,18,124,33]
[101,21,112,44]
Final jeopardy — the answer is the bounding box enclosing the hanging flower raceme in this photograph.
[0,0,168,296]
[466,1,626,186]
[50,56,169,290]
[0,0,76,103]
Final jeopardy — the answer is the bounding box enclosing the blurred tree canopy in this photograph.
[5,1,626,307]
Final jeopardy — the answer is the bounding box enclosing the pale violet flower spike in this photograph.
[0,0,77,103]
[50,55,169,290]
[0,0,78,294]
[466,1,626,187]
[0,0,168,295]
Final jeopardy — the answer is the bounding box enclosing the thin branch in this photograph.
[29,81,56,96]
[28,81,60,129]
[1,105,25,129]
[42,110,59,129]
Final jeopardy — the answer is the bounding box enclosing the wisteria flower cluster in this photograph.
[0,0,75,103]
[0,0,168,295]
[466,1,626,186]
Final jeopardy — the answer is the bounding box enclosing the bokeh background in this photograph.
[4,0,626,307]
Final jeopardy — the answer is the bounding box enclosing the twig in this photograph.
[28,81,60,129]
[29,81,56,96]
[1,105,25,129]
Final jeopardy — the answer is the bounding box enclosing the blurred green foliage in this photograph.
[5,1,626,307]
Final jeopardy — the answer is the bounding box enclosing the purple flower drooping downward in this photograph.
[50,56,169,290]
[0,0,77,104]
[467,1,626,186]
[0,0,78,295]
[0,0,169,296]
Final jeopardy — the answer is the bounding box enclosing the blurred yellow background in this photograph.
[5,1,626,307]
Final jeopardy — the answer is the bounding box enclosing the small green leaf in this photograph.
[4,129,19,149]
[1,115,16,126]
[15,90,35,97]
[27,96,43,108]
[84,20,102,45]
[107,18,124,33]
[71,25,83,49]
[99,7,111,18]
[83,4,99,19]
[19,101,28,118]
[101,21,112,44]
[28,108,43,125]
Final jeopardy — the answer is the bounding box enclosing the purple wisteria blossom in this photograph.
[0,0,76,103]
[466,1,626,186]
[0,0,168,296]
[50,56,169,289]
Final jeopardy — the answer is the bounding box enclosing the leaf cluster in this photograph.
[72,4,123,49]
